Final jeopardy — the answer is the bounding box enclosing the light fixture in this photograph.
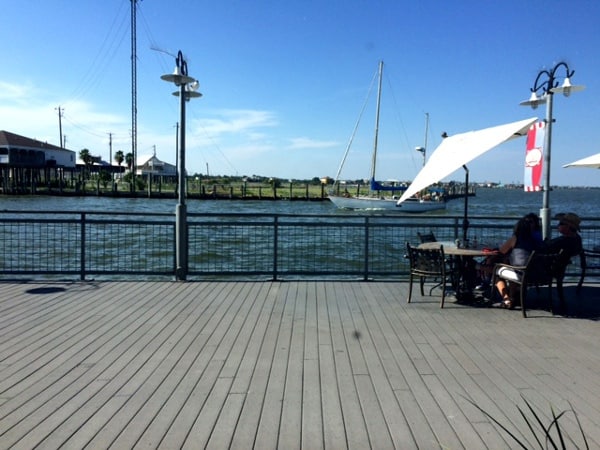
[160,65,195,87]
[550,76,585,97]
[520,61,584,240]
[173,82,203,100]
[519,91,547,109]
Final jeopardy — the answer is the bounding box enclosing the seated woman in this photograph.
[477,212,541,290]
[494,217,541,309]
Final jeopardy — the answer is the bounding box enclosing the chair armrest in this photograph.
[582,249,600,269]
[494,262,527,271]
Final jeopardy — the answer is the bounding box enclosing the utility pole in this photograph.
[108,133,113,166]
[55,106,64,148]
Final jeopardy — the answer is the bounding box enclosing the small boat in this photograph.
[328,61,446,213]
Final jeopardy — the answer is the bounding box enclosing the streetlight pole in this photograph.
[161,50,202,280]
[520,62,584,240]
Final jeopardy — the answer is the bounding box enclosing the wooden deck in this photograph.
[0,280,599,449]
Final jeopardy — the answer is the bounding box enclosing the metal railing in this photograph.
[1,210,598,281]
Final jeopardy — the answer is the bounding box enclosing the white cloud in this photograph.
[0,80,31,102]
[194,109,278,138]
[287,137,339,150]
[0,78,128,154]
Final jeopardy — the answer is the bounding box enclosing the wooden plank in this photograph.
[182,376,234,449]
[349,283,415,447]
[250,282,294,450]
[318,342,348,450]
[316,282,347,449]
[223,282,281,448]
[329,282,370,449]
[278,282,304,448]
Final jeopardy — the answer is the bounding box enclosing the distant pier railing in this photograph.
[1,211,597,281]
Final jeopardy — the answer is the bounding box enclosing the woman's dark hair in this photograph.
[514,217,533,238]
[524,212,541,231]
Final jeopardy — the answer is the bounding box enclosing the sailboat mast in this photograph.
[422,112,429,167]
[370,61,383,180]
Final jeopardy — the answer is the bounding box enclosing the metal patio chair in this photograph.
[492,250,565,318]
[417,231,437,243]
[577,248,600,293]
[406,242,450,308]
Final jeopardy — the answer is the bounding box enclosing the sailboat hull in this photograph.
[328,195,445,213]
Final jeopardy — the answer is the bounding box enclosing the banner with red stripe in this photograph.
[524,121,544,192]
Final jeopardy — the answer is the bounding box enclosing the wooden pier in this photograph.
[1,280,598,448]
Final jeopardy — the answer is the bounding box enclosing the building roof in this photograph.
[0,130,68,152]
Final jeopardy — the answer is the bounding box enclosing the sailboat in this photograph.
[328,61,446,213]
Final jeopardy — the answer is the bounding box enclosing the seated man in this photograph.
[543,212,583,259]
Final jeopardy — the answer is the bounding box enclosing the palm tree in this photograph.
[125,152,134,171]
[79,148,92,180]
[114,150,124,167]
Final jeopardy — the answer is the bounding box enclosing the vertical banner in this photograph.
[524,121,544,192]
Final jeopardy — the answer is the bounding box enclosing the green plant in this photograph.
[98,170,112,188]
[465,395,588,449]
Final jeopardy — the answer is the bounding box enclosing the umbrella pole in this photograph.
[463,165,469,242]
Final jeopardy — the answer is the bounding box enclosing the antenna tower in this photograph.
[131,0,138,189]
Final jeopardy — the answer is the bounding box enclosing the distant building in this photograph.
[0,130,78,193]
[136,153,177,178]
[0,130,76,168]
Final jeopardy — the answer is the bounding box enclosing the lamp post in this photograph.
[520,62,584,240]
[161,50,202,280]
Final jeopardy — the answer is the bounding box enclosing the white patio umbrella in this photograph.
[563,152,600,169]
[397,117,537,240]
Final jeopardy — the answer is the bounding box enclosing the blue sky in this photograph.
[1,0,599,186]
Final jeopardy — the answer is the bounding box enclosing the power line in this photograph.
[61,113,109,139]
[65,2,129,104]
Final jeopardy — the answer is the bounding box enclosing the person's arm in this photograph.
[498,235,516,256]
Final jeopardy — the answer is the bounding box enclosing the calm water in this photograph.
[2,187,600,218]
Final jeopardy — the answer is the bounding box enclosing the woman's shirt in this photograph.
[499,234,539,266]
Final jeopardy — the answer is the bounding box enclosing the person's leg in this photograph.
[495,279,513,308]
[508,283,520,306]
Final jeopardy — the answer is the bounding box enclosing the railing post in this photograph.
[453,217,460,240]
[273,215,279,280]
[363,216,370,280]
[80,212,86,280]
